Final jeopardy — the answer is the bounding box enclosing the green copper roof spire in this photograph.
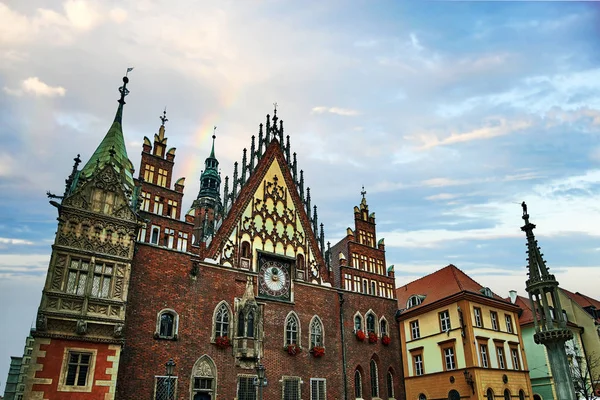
[209,126,216,159]
[79,73,134,189]
[197,127,221,199]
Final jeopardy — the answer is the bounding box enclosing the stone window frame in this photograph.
[354,368,363,399]
[309,315,325,349]
[150,225,160,245]
[155,308,179,340]
[281,375,302,400]
[379,317,388,337]
[284,311,301,347]
[190,355,217,400]
[57,347,97,393]
[365,310,378,335]
[353,312,364,333]
[386,369,394,400]
[438,339,457,371]
[309,378,326,400]
[237,374,258,400]
[211,301,232,342]
[369,359,379,398]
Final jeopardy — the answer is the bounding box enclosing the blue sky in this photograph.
[2,0,600,388]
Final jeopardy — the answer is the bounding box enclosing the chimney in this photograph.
[509,290,517,304]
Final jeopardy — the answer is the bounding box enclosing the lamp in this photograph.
[255,361,266,400]
[463,369,475,394]
[165,358,176,400]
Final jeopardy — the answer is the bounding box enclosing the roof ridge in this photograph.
[450,265,464,291]
[397,264,455,291]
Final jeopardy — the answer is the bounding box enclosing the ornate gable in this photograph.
[206,140,331,286]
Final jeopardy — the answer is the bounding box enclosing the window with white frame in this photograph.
[141,191,151,212]
[214,303,230,338]
[386,370,394,399]
[505,314,513,333]
[237,375,257,400]
[150,226,160,245]
[354,314,363,332]
[370,360,379,397]
[144,164,155,183]
[411,320,420,340]
[511,348,521,370]
[497,346,506,369]
[344,274,352,291]
[90,261,114,298]
[167,199,177,218]
[309,317,323,348]
[439,310,451,332]
[490,311,499,331]
[155,309,178,340]
[138,223,147,242]
[154,376,177,400]
[474,307,483,327]
[380,318,388,337]
[285,313,299,345]
[153,196,164,215]
[353,276,360,292]
[370,281,376,295]
[310,378,326,400]
[414,354,424,376]
[176,232,188,252]
[444,347,456,370]
[65,351,91,387]
[164,228,174,248]
[407,295,423,308]
[282,376,301,400]
[480,344,489,368]
[157,168,168,187]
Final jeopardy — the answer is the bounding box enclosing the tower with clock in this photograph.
[257,252,293,301]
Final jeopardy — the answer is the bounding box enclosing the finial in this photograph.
[160,107,168,126]
[213,126,217,140]
[361,185,367,199]
[273,101,278,115]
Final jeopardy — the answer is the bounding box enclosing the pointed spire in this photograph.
[63,154,82,197]
[521,202,551,282]
[197,126,221,200]
[80,73,134,189]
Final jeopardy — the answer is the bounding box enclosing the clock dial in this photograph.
[258,258,291,300]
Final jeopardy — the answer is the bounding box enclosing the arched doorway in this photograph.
[191,355,216,400]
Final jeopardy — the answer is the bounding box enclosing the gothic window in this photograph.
[370,360,379,397]
[380,318,388,337]
[241,241,251,258]
[247,311,255,338]
[285,313,300,346]
[155,309,178,340]
[191,356,216,400]
[143,164,155,184]
[176,232,188,252]
[519,390,526,400]
[354,369,362,399]
[504,389,511,400]
[386,370,394,399]
[366,312,376,334]
[354,313,363,332]
[150,226,160,244]
[90,261,113,298]
[296,253,305,272]
[486,389,494,400]
[66,258,89,295]
[157,168,168,187]
[237,311,244,337]
[309,316,324,348]
[213,302,231,339]
[167,199,177,218]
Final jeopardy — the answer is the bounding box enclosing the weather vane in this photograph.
[160,107,168,125]
[213,126,217,139]
[273,102,278,112]
[361,186,367,199]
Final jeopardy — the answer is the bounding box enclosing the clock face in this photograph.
[258,258,291,300]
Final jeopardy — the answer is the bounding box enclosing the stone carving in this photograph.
[76,319,88,335]
[114,324,124,338]
[36,312,47,331]
[51,255,67,290]
[194,361,213,377]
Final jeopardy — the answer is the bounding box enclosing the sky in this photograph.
[2,0,600,389]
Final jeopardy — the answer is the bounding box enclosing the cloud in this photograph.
[311,106,360,116]
[4,77,66,97]
[425,193,458,201]
[409,33,423,51]
[0,238,34,245]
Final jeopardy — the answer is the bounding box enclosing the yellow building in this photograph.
[396,265,534,400]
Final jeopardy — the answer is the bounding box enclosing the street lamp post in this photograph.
[165,358,176,400]
[256,362,266,400]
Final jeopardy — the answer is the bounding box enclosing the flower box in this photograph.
[368,332,378,344]
[311,346,325,358]
[356,330,366,341]
[381,335,391,346]
[215,336,230,349]
[285,343,301,356]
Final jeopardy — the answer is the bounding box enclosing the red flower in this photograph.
[368,332,378,343]
[381,335,391,346]
[286,343,301,356]
[311,346,325,358]
[215,336,230,349]
[356,330,366,341]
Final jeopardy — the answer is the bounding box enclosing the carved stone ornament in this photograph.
[36,312,47,331]
[194,361,213,377]
[114,323,124,338]
[76,319,88,335]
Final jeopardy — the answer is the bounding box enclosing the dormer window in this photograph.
[407,295,424,308]
[481,287,493,298]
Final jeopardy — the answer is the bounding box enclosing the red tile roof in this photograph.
[514,295,535,325]
[561,288,600,323]
[396,264,509,311]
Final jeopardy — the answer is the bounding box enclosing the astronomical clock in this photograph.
[257,252,292,301]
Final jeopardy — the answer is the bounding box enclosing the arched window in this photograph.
[448,390,460,400]
[519,390,526,400]
[370,360,379,397]
[285,313,299,345]
[247,311,255,338]
[155,309,178,340]
[214,303,230,338]
[386,370,394,399]
[370,281,376,295]
[486,388,494,400]
[354,314,363,332]
[362,280,368,294]
[296,253,305,271]
[504,389,511,400]
[241,241,251,258]
[407,295,423,308]
[150,226,160,244]
[380,318,388,337]
[366,313,376,334]
[354,369,362,399]
[310,316,324,348]
[533,394,542,400]
[192,355,216,399]
[419,394,427,400]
